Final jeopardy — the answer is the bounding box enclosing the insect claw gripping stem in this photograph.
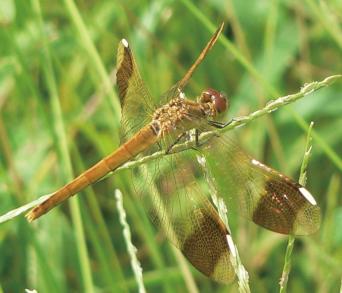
[208,118,235,129]
[195,129,200,147]
[190,129,209,150]
[165,132,187,154]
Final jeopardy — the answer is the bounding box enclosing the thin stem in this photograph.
[139,166,199,293]
[31,1,94,292]
[115,189,146,293]
[279,121,314,292]
[177,4,341,173]
[305,0,342,49]
[197,155,250,292]
[0,75,340,224]
[180,0,278,96]
[113,74,341,173]
[62,0,121,127]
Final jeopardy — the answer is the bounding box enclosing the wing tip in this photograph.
[298,187,317,206]
[121,39,129,48]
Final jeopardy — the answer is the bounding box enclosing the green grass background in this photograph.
[0,0,341,292]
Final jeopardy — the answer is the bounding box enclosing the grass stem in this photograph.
[279,121,314,292]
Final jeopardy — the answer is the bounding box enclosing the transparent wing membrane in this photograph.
[115,33,236,282]
[158,23,224,107]
[116,39,156,141]
[133,144,235,283]
[114,22,320,286]
[200,132,321,235]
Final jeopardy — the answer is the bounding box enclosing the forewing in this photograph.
[116,39,155,141]
[158,23,224,106]
[116,23,224,138]
[200,132,321,235]
[134,144,234,283]
[176,22,224,91]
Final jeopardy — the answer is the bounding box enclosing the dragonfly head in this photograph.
[199,88,228,115]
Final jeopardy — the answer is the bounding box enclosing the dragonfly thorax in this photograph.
[151,96,206,136]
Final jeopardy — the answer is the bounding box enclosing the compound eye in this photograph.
[200,88,228,114]
[213,92,228,113]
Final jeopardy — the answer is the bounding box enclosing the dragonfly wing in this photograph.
[135,144,234,283]
[200,132,321,235]
[177,22,224,91]
[116,23,224,137]
[158,23,224,105]
[116,39,155,141]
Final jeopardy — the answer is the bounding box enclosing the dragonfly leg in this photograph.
[165,132,187,154]
[208,118,235,129]
[195,129,200,146]
[191,129,211,149]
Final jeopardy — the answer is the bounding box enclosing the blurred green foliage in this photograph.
[0,0,341,292]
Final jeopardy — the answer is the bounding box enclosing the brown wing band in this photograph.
[116,41,134,104]
[252,179,306,234]
[181,208,230,280]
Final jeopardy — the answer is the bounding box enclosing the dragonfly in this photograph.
[26,23,320,283]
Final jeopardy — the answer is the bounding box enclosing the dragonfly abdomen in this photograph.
[26,125,157,221]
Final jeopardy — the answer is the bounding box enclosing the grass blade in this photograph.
[31,1,94,291]
[279,121,314,292]
[115,189,146,293]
